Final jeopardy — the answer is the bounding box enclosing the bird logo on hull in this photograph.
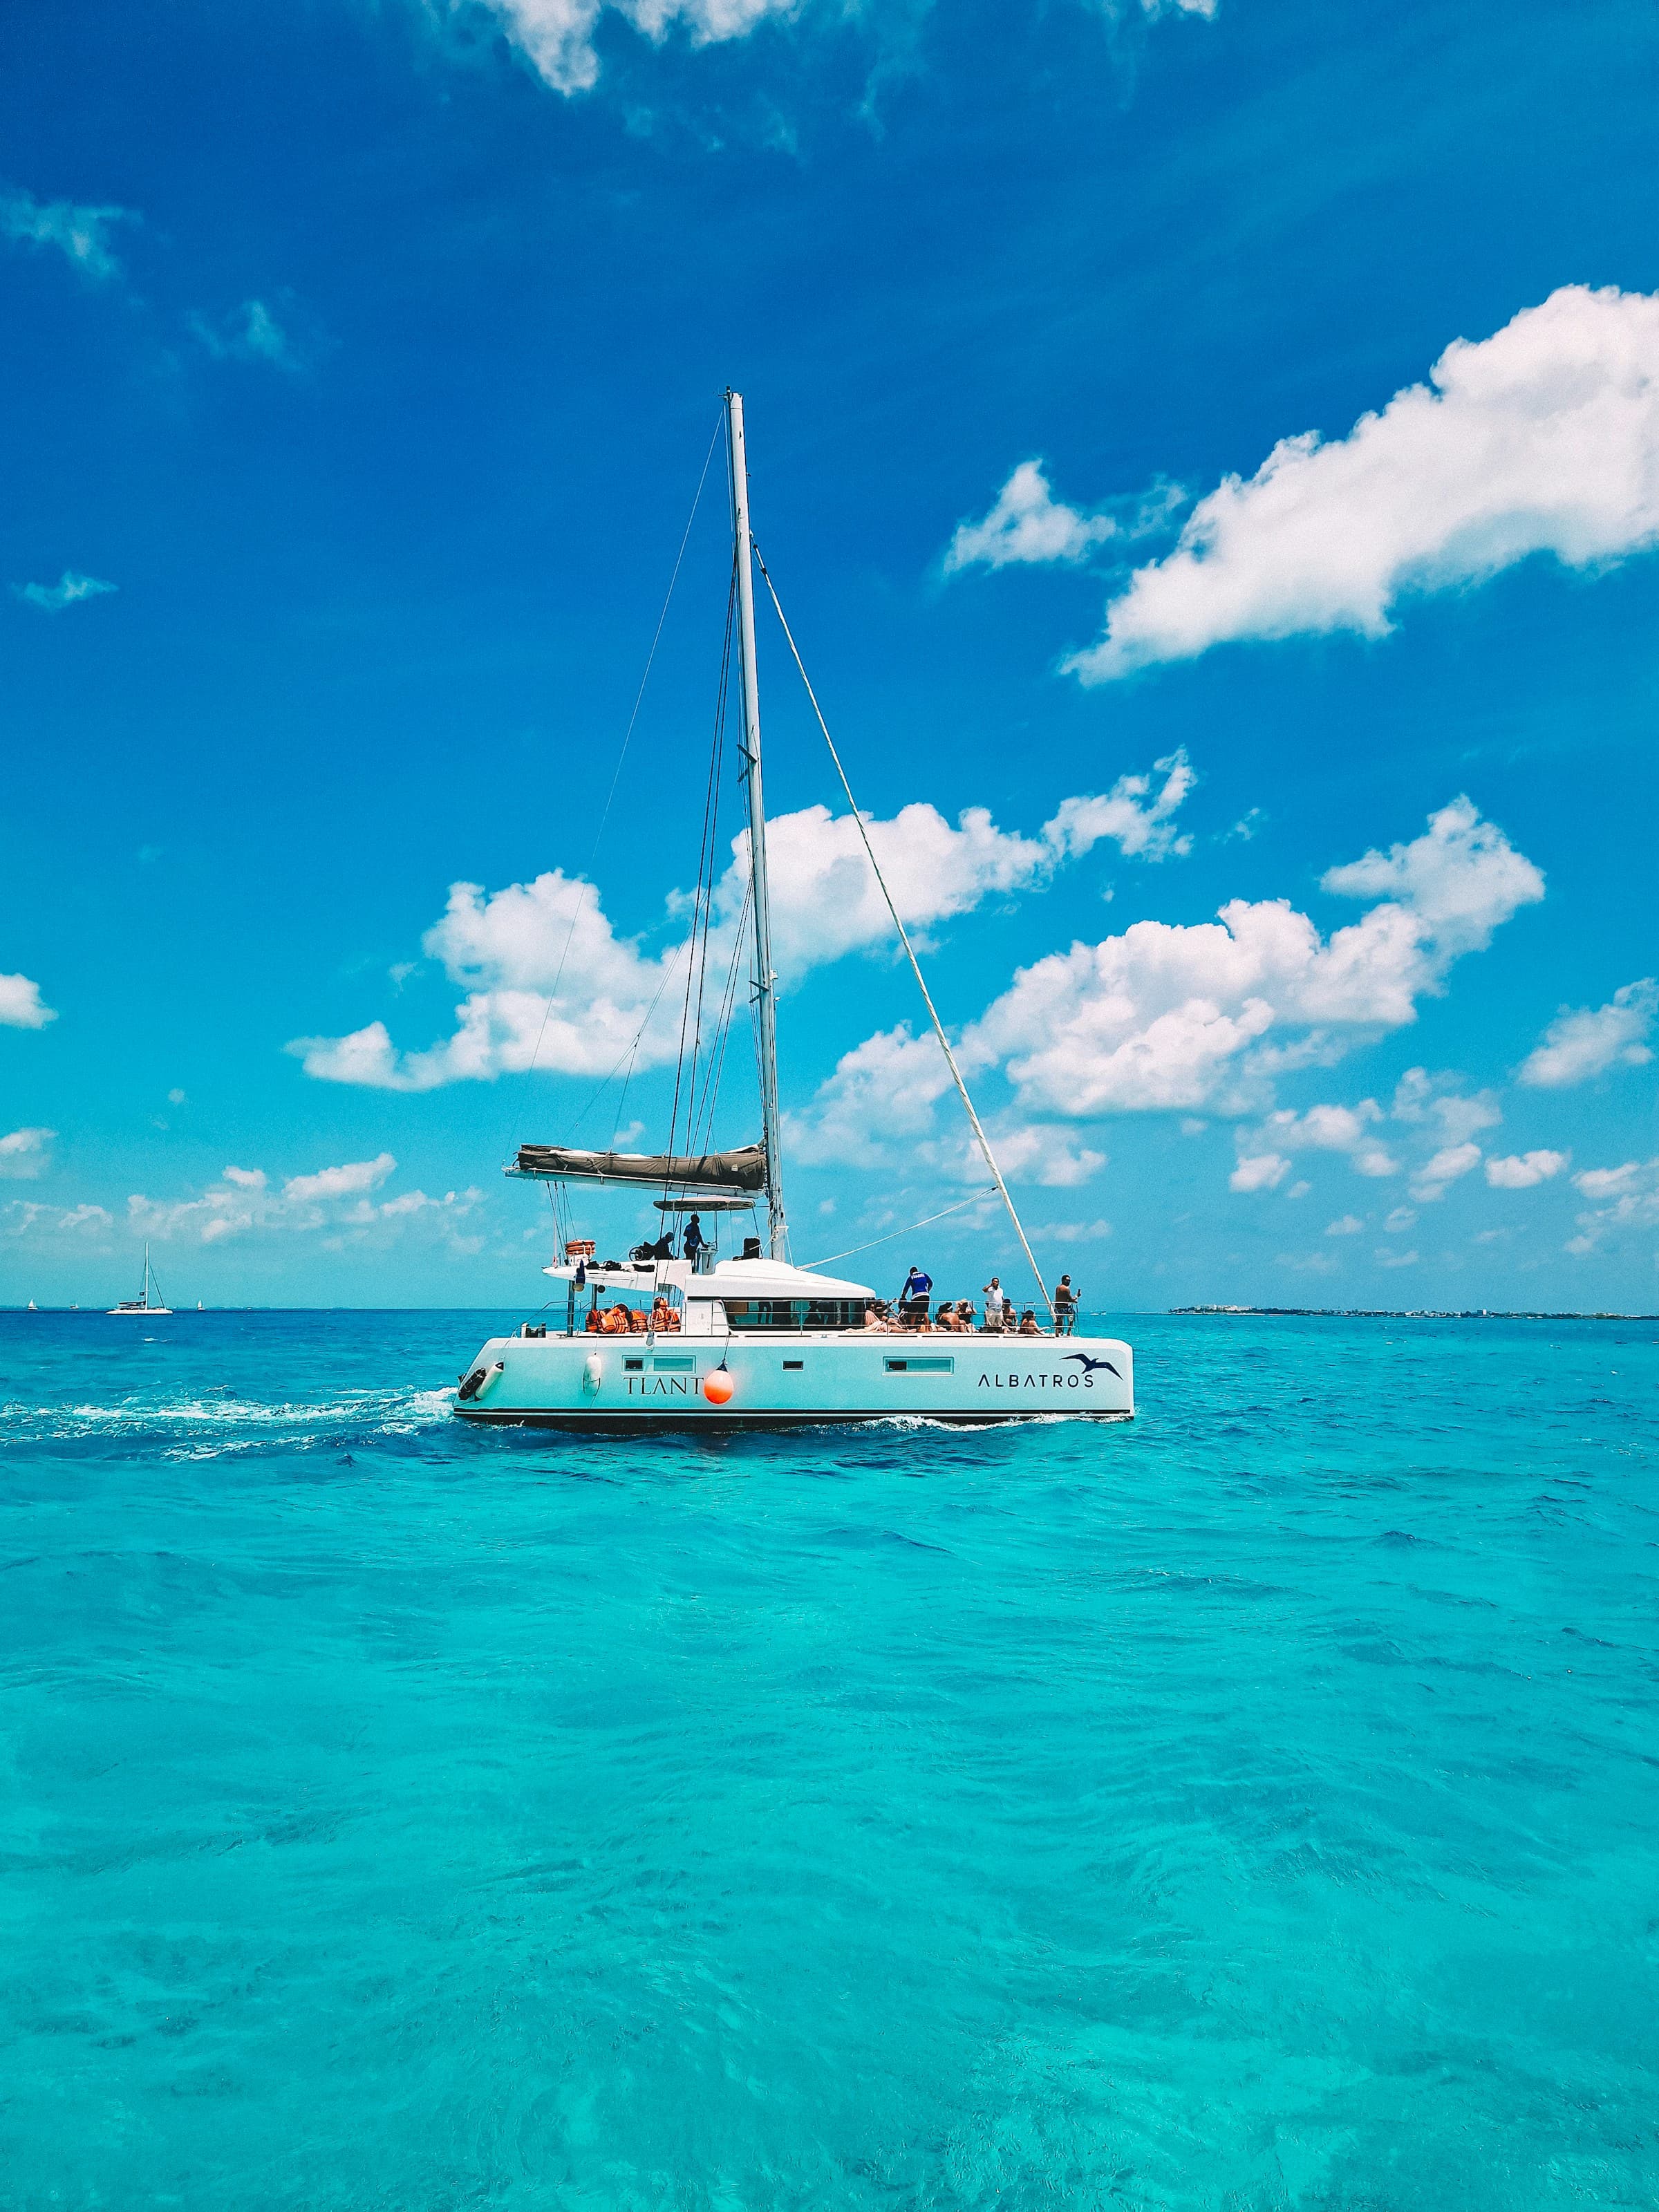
[1064,1353,1121,1378]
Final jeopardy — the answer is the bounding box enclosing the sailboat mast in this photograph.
[725,388,787,1260]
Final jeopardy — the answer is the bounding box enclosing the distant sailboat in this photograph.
[196,1300,205,1311]
[107,1244,172,1317]
[26,1298,37,1312]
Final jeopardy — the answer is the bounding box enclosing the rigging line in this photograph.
[562,937,693,1138]
[751,541,1056,1325]
[690,874,751,1154]
[505,409,725,1147]
[800,1188,997,1271]
[662,550,737,1190]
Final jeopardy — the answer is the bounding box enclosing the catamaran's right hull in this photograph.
[453,1331,1134,1431]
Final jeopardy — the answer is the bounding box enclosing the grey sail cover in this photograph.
[512,1142,767,1191]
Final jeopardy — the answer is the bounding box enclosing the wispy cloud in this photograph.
[188,296,313,373]
[0,1127,55,1181]
[15,572,117,615]
[1518,977,1656,1087]
[122,1152,485,1250]
[0,973,56,1029]
[1064,285,1659,680]
[0,185,138,283]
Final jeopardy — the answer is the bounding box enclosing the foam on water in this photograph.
[1,1306,1656,2209]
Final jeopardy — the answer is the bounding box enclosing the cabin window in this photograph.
[723,1298,863,1333]
[624,1357,644,1371]
[885,1356,954,1374]
[783,1359,803,1371]
[653,1355,695,1372]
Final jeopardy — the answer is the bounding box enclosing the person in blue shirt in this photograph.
[682,1213,706,1264]
[898,1264,932,1328]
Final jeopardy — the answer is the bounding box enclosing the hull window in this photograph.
[653,1355,695,1372]
[885,1356,954,1374]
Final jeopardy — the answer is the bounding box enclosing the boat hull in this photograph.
[453,1330,1134,1432]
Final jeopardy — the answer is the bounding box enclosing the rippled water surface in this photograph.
[2,1307,1656,2211]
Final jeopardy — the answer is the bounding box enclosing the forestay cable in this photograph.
[751,543,1056,1324]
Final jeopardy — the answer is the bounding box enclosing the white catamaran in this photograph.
[454,393,1132,1432]
[108,1243,172,1318]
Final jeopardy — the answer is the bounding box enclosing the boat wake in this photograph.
[1,1385,456,1459]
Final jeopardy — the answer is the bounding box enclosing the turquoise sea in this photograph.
[1,1309,1656,2211]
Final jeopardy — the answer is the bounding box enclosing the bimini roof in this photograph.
[693,1257,875,1302]
[540,1255,875,1302]
[509,1142,766,1194]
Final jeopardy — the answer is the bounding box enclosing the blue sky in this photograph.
[3,0,1656,1310]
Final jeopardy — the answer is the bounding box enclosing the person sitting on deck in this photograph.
[651,1297,679,1333]
[1018,1309,1041,1335]
[955,1300,977,1331]
[861,1302,885,1329]
[935,1300,958,1331]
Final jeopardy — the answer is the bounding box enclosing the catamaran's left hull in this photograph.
[452,1331,1134,1431]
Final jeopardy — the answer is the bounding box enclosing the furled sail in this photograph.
[510,1143,767,1192]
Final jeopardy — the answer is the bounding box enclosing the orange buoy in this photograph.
[702,1368,735,1405]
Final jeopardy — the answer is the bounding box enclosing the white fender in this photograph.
[582,1353,603,1396]
[476,1359,506,1398]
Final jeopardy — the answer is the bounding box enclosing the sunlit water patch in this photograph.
[0,1307,1655,2209]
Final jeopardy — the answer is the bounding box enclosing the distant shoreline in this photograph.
[1169,1306,1659,1321]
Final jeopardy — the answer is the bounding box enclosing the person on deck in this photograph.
[682,1214,707,1265]
[1018,1309,1041,1335]
[955,1300,977,1330]
[1053,1275,1078,1335]
[982,1277,1006,1331]
[898,1264,932,1328]
[650,1296,679,1333]
[936,1300,960,1331]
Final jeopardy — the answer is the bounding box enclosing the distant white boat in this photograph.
[26,1298,37,1312]
[108,1244,172,1317]
[197,1300,205,1311]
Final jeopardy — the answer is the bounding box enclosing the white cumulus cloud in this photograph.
[292,769,1196,1091]
[1485,1149,1569,1189]
[1230,1152,1291,1193]
[944,460,1118,572]
[1518,977,1656,1087]
[15,572,116,615]
[0,185,135,282]
[0,973,56,1029]
[0,1127,55,1180]
[1066,285,1659,679]
[1565,1157,1659,1253]
[1325,1213,1365,1235]
[473,0,794,94]
[964,798,1539,1118]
